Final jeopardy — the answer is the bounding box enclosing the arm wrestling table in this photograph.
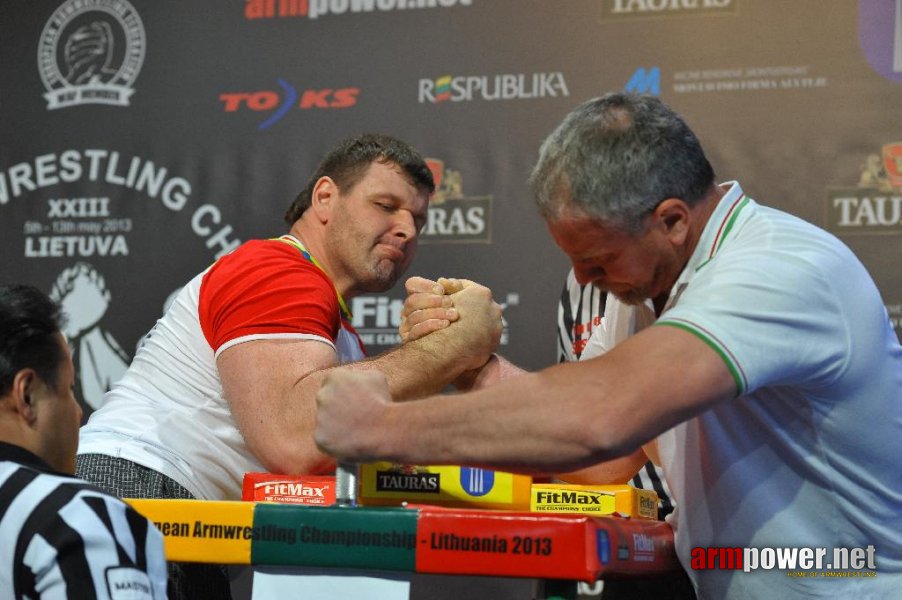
[127,498,680,599]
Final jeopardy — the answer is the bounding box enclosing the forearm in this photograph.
[364,365,635,474]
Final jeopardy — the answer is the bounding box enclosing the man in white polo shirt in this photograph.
[315,93,902,599]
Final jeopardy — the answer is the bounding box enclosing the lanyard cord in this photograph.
[273,235,353,321]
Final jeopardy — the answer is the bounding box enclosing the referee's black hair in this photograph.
[0,284,66,396]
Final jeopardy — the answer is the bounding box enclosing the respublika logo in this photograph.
[219,80,359,130]
[826,143,902,234]
[418,72,569,104]
[859,0,902,83]
[600,0,737,21]
[38,0,146,110]
[245,0,473,20]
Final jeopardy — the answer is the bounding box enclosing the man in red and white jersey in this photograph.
[75,133,502,598]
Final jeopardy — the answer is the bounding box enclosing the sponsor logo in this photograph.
[245,0,473,21]
[459,467,494,496]
[38,0,146,110]
[626,66,661,95]
[672,65,827,94]
[535,490,606,505]
[826,143,902,233]
[418,72,569,104]
[257,481,329,497]
[351,291,519,348]
[691,545,877,575]
[376,469,441,492]
[600,0,737,21]
[421,158,492,243]
[858,0,902,83]
[220,80,360,130]
[106,567,153,600]
[633,533,656,561]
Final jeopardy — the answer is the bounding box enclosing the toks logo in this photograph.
[219,79,359,130]
[826,143,902,233]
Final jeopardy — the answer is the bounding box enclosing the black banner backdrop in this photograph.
[1,0,900,416]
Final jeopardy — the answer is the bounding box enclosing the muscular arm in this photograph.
[220,284,502,476]
[315,323,736,474]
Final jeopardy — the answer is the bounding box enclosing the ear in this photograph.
[310,176,339,224]
[652,198,691,245]
[9,369,39,425]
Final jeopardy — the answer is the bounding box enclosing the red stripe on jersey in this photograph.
[198,239,341,352]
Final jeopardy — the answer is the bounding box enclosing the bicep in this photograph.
[217,338,339,461]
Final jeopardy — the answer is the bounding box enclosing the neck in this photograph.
[288,220,354,299]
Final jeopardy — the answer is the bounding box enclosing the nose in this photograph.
[393,210,418,241]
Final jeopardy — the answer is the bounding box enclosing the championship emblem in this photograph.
[38,0,146,109]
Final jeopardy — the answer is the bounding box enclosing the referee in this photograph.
[0,284,167,599]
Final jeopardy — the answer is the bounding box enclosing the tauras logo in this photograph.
[826,143,902,234]
[600,0,736,20]
[376,470,440,492]
[38,0,146,109]
[420,158,492,244]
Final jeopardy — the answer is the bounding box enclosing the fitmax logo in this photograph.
[220,79,359,130]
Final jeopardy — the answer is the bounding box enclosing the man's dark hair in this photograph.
[0,284,66,396]
[284,133,435,225]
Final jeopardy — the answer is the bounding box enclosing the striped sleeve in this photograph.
[1,466,167,600]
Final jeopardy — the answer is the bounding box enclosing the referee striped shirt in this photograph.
[556,269,675,518]
[0,442,167,599]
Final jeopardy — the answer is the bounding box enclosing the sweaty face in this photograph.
[34,334,82,474]
[548,214,676,306]
[325,161,429,294]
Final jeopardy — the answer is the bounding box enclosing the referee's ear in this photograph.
[6,369,40,425]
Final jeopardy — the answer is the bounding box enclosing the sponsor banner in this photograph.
[219,81,360,130]
[245,0,473,21]
[359,462,532,510]
[531,484,659,520]
[418,72,569,104]
[690,545,878,576]
[599,0,738,21]
[670,65,828,94]
[826,143,902,235]
[252,504,418,570]
[242,473,336,505]
[127,499,255,564]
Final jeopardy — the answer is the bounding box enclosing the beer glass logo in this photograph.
[459,467,494,497]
